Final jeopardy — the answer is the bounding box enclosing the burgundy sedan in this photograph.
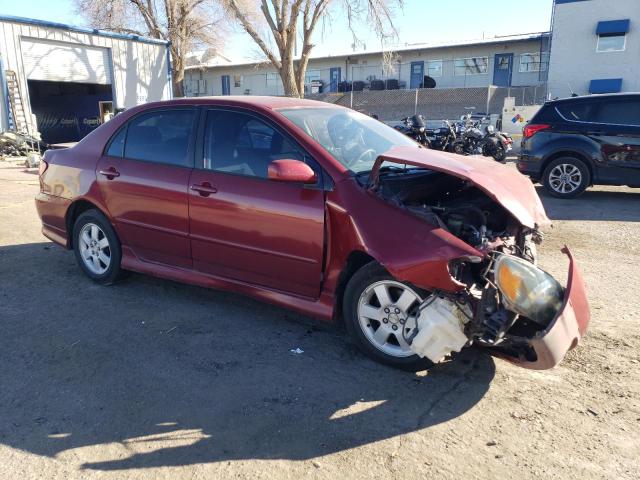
[36,97,589,371]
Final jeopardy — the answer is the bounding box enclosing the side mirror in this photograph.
[268,159,317,184]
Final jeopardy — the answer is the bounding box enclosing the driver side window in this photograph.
[203,110,304,178]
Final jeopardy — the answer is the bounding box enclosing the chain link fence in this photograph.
[305,85,546,122]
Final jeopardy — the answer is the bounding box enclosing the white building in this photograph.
[185,33,550,97]
[547,0,639,99]
[0,15,172,144]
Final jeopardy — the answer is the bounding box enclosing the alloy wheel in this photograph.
[548,163,582,194]
[78,223,111,275]
[357,280,423,357]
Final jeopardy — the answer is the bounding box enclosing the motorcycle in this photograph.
[425,120,457,152]
[452,117,512,162]
[394,115,430,146]
[481,124,512,163]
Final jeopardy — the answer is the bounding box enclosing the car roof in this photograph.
[138,95,343,111]
[547,92,640,105]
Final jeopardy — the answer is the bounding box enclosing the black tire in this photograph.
[342,262,433,371]
[542,157,590,199]
[493,145,506,163]
[72,209,124,285]
[452,141,466,155]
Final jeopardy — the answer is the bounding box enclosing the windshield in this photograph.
[278,107,418,173]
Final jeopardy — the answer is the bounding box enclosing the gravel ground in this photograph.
[0,160,638,479]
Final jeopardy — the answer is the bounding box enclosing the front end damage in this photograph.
[368,152,590,369]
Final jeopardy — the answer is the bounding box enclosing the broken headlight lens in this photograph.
[494,254,564,326]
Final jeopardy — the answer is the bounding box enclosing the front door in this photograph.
[329,67,341,92]
[493,53,513,87]
[221,75,230,95]
[96,108,197,267]
[188,108,325,298]
[410,61,424,89]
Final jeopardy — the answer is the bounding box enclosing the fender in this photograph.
[536,133,602,169]
[321,177,481,297]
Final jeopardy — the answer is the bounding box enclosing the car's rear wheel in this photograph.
[343,262,433,371]
[72,209,124,285]
[543,157,590,198]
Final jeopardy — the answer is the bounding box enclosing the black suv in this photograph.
[517,93,640,198]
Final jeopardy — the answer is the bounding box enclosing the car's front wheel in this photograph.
[343,262,433,371]
[72,209,124,285]
[543,157,590,198]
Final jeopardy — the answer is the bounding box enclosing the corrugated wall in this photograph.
[0,19,171,135]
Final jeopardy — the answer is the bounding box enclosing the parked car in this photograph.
[36,97,589,371]
[518,93,640,198]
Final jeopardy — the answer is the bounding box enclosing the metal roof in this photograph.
[187,31,550,71]
[0,14,169,46]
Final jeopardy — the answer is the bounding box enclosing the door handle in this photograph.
[99,168,120,179]
[190,183,218,197]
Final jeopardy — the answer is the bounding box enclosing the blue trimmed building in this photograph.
[548,0,639,99]
[0,15,172,144]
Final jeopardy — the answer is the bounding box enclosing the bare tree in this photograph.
[75,0,225,97]
[224,0,403,97]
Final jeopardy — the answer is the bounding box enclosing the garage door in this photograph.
[21,38,112,85]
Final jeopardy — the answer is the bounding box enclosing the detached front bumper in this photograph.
[509,247,590,370]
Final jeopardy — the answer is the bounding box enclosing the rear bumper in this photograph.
[510,247,590,370]
[516,153,543,178]
[35,192,71,248]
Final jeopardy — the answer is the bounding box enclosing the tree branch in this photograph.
[228,0,282,70]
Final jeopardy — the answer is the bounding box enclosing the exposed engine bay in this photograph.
[372,169,563,365]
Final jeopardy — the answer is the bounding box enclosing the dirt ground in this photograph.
[0,160,638,480]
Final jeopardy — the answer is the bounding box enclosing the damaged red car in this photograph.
[35,97,589,371]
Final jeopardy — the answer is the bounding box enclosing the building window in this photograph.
[595,19,629,52]
[304,69,321,84]
[596,34,626,52]
[233,75,242,87]
[454,57,488,75]
[427,60,442,77]
[519,53,548,73]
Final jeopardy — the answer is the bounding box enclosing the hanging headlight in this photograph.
[494,254,564,326]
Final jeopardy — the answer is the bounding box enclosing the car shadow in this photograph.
[0,242,495,471]
[537,186,640,222]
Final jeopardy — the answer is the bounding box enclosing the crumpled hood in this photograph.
[369,146,550,229]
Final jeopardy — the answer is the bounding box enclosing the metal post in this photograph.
[350,88,353,109]
[486,85,491,115]
[414,88,419,115]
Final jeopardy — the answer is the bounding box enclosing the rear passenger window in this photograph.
[203,110,303,178]
[106,127,126,157]
[593,100,640,126]
[556,102,597,122]
[124,110,196,166]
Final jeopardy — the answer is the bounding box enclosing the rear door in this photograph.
[96,108,197,267]
[589,96,640,186]
[188,108,326,298]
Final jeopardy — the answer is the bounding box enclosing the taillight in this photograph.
[39,159,48,177]
[522,124,550,139]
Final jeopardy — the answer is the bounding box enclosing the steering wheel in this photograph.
[351,148,377,166]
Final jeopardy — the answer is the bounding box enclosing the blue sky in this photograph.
[0,0,553,60]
